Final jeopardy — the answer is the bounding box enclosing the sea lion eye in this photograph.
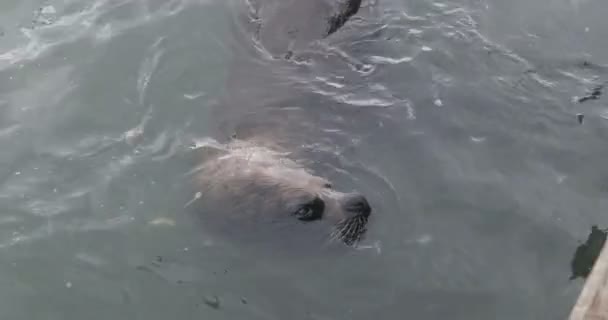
[293,197,325,221]
[294,206,316,221]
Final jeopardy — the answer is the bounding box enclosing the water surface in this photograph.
[1,0,608,319]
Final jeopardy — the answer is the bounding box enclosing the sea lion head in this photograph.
[191,139,371,247]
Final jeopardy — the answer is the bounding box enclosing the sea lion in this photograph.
[190,138,371,247]
[187,0,371,248]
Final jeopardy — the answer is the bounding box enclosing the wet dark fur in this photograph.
[327,0,362,35]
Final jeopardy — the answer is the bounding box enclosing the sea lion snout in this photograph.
[342,193,371,218]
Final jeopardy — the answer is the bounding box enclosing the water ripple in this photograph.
[369,55,414,65]
[0,0,205,71]
[137,37,166,105]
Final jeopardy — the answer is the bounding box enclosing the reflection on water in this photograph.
[0,0,608,319]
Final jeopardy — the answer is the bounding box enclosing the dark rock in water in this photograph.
[570,225,607,280]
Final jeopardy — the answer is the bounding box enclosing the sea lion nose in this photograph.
[344,194,371,218]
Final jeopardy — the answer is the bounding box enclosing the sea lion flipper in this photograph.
[327,0,362,36]
[247,0,363,56]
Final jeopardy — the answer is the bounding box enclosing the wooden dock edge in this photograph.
[570,240,608,320]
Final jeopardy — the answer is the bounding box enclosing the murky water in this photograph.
[1,0,608,319]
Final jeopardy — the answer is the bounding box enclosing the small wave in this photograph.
[67,215,135,232]
[0,1,107,69]
[183,92,206,100]
[314,76,345,89]
[22,199,72,218]
[0,214,135,250]
[334,95,396,107]
[0,225,52,249]
[137,37,166,105]
[22,189,90,218]
[0,216,21,225]
[369,55,414,65]
[75,252,108,267]
[10,79,76,136]
[0,125,21,138]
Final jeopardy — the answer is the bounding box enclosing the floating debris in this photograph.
[203,295,221,310]
[184,192,202,208]
[577,113,585,124]
[124,126,144,146]
[32,5,58,26]
[41,5,57,15]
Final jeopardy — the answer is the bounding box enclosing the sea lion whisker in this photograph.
[349,222,359,239]
[342,221,356,241]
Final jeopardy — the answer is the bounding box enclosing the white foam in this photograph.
[41,6,57,15]
[369,55,413,65]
